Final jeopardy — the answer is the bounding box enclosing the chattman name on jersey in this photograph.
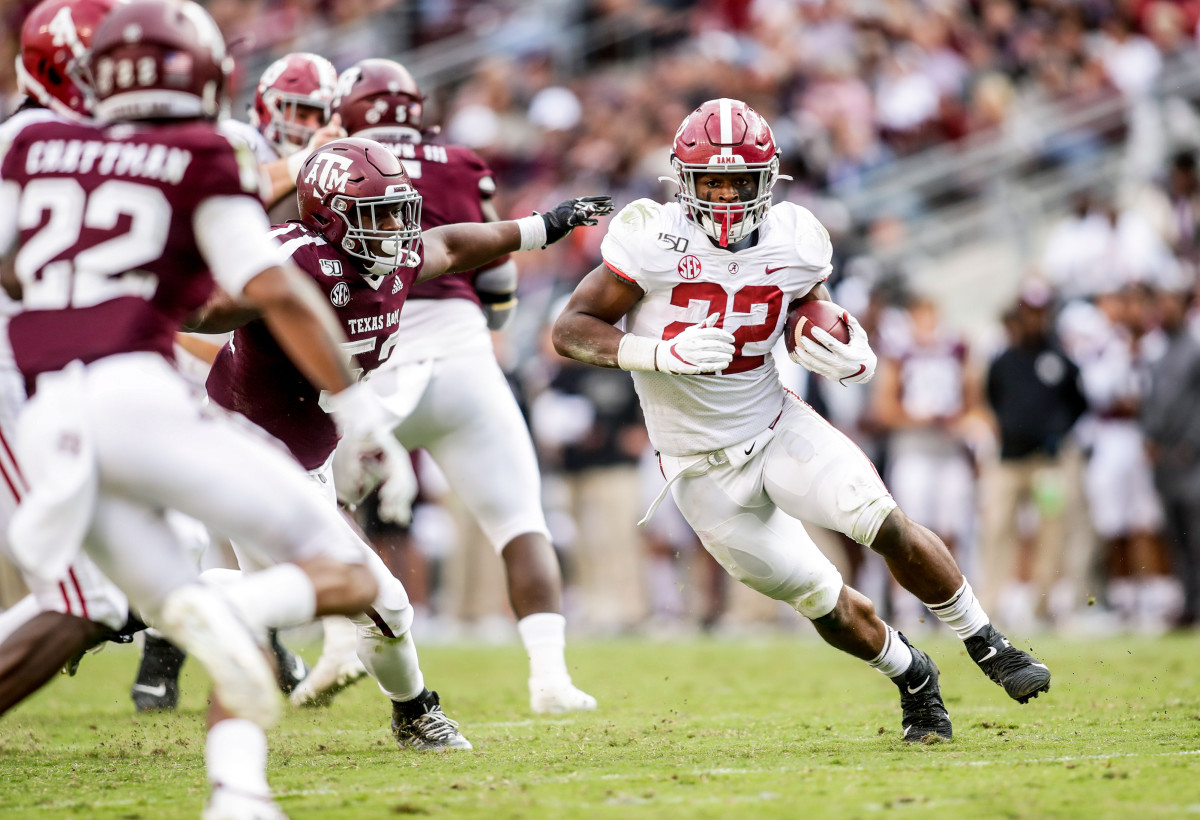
[347,308,401,335]
[23,139,192,184]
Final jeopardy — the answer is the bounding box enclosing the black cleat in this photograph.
[965,624,1051,704]
[130,634,185,712]
[895,633,953,743]
[391,689,473,751]
[267,630,309,695]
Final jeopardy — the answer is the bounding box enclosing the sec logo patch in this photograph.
[678,255,702,280]
[330,282,351,307]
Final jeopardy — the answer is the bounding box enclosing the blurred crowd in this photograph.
[4,0,1200,639]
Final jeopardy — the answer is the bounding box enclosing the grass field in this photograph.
[2,631,1199,819]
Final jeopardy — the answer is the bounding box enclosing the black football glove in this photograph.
[540,196,614,246]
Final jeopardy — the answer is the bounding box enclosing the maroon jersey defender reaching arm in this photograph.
[325,56,596,715]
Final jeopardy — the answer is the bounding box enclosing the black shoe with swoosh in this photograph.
[895,633,952,743]
[965,624,1051,704]
[130,634,184,712]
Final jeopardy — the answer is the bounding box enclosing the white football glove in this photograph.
[617,314,735,375]
[791,311,877,385]
[325,383,417,525]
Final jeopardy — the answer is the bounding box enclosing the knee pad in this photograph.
[697,513,842,620]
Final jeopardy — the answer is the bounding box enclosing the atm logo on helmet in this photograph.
[304,153,355,195]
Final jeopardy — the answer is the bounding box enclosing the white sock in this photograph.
[357,628,425,702]
[209,564,316,633]
[867,625,913,679]
[517,612,569,681]
[0,594,41,644]
[928,580,990,640]
[205,718,269,796]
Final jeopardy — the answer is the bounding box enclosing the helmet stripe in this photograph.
[719,97,732,155]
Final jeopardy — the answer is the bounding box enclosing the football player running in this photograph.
[552,99,1051,742]
[0,0,142,716]
[191,136,610,721]
[133,50,346,715]
[294,57,595,715]
[0,1,428,816]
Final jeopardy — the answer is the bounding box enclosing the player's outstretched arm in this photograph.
[418,196,613,283]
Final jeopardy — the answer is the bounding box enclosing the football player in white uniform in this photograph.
[552,99,1052,742]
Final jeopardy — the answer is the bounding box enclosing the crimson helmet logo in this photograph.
[678,255,702,280]
[330,282,351,307]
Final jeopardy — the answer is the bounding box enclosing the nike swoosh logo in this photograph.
[765,265,786,275]
[744,443,755,456]
[979,647,999,662]
[132,683,167,698]
[838,364,867,385]
[1031,663,1048,670]
[292,656,307,679]
[906,676,930,694]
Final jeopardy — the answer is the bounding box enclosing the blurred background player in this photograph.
[317,58,596,714]
[0,1,438,816]
[135,49,346,714]
[0,0,153,717]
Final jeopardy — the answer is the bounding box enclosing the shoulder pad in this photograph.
[773,201,833,272]
[610,198,668,237]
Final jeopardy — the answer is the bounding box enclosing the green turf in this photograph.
[2,631,1199,819]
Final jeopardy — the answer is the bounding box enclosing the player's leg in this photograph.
[762,394,1051,703]
[0,611,108,717]
[0,551,137,716]
[398,354,594,714]
[330,516,471,750]
[667,462,950,742]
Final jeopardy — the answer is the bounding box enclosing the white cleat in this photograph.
[529,676,598,715]
[288,655,368,708]
[203,785,288,820]
[159,585,280,729]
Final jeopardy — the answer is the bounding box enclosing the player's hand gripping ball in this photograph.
[785,300,876,385]
[784,299,850,355]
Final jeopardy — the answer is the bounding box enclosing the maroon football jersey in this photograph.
[206,222,423,470]
[361,134,495,304]
[1,118,260,382]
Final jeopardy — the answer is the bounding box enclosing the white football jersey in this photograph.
[602,198,832,456]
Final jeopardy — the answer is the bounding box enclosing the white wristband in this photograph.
[515,215,548,251]
[286,147,312,183]
[616,333,660,372]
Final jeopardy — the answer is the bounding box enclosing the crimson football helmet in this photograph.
[250,52,338,157]
[331,58,427,140]
[16,0,121,120]
[87,0,230,122]
[297,137,423,278]
[670,98,781,247]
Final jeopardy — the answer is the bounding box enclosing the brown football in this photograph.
[784,299,851,357]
